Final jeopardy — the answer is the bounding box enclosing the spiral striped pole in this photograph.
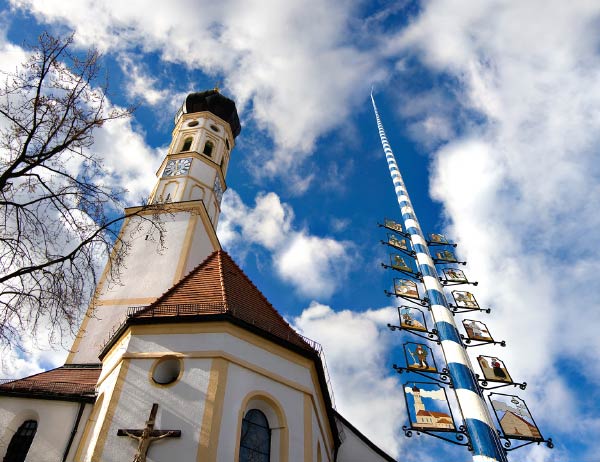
[371,92,507,462]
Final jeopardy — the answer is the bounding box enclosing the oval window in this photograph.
[210,124,219,132]
[151,356,182,385]
[187,120,199,127]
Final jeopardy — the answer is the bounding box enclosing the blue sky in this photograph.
[1,1,599,461]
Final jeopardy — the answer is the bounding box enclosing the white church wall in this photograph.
[182,215,220,276]
[70,209,218,364]
[217,362,306,461]
[188,158,216,189]
[126,326,315,390]
[336,418,395,462]
[95,356,212,462]
[0,397,92,462]
[76,358,128,462]
[98,212,194,301]
[86,323,337,461]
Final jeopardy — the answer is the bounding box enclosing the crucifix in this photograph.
[117,403,181,462]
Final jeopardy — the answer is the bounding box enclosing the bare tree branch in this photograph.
[0,33,165,354]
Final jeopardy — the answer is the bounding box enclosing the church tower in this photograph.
[68,90,241,364]
[0,91,397,462]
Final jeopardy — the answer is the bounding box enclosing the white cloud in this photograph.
[218,190,353,298]
[0,35,164,375]
[118,55,169,106]
[11,0,387,184]
[293,302,404,458]
[389,0,600,452]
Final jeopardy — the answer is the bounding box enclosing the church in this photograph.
[0,90,396,462]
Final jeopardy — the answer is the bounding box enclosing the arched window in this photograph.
[181,137,193,152]
[3,420,37,462]
[239,409,270,462]
[203,140,214,157]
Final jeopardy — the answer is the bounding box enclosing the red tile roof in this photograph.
[0,365,100,401]
[130,250,315,352]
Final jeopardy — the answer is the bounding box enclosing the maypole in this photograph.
[371,91,508,462]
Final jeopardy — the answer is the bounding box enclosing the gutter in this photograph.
[62,401,86,462]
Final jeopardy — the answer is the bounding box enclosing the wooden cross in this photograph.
[117,403,181,462]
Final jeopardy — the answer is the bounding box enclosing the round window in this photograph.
[210,124,219,132]
[187,120,199,127]
[151,356,182,385]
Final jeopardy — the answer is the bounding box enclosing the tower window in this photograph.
[181,137,193,152]
[3,420,37,462]
[187,120,199,127]
[225,138,230,150]
[239,409,270,462]
[203,140,214,157]
[210,124,219,132]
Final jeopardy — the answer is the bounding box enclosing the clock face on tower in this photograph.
[163,158,192,177]
[213,175,224,203]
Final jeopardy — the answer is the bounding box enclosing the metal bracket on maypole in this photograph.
[371,89,552,460]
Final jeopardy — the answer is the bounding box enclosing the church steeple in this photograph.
[149,90,240,226]
[67,90,241,363]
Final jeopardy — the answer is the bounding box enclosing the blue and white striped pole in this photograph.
[371,92,507,462]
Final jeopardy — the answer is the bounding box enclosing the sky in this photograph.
[1,0,599,461]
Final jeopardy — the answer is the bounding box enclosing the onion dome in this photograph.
[176,89,241,138]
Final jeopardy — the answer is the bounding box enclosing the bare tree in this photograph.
[0,33,164,352]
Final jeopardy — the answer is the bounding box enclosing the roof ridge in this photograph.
[215,250,228,307]
[8,364,66,382]
[218,251,299,333]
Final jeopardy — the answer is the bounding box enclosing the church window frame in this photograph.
[236,392,288,462]
[149,355,184,387]
[180,136,193,152]
[239,409,271,462]
[3,419,37,462]
[203,139,215,157]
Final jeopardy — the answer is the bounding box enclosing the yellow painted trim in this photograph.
[129,323,313,368]
[101,322,335,453]
[197,358,229,462]
[188,183,206,202]
[173,213,199,283]
[74,394,104,461]
[123,350,313,396]
[94,296,158,306]
[235,391,289,462]
[148,355,185,388]
[124,200,204,215]
[126,322,333,448]
[91,359,130,462]
[304,393,313,462]
[97,333,131,387]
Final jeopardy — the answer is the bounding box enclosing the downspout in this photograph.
[62,401,86,462]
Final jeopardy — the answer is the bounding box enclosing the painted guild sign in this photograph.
[436,249,457,262]
[430,233,448,244]
[478,356,513,384]
[462,319,493,342]
[404,382,456,432]
[388,234,409,251]
[490,394,543,441]
[443,268,467,283]
[394,279,419,299]
[405,342,437,373]
[399,306,427,332]
[391,254,413,273]
[452,291,479,309]
[384,218,403,233]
